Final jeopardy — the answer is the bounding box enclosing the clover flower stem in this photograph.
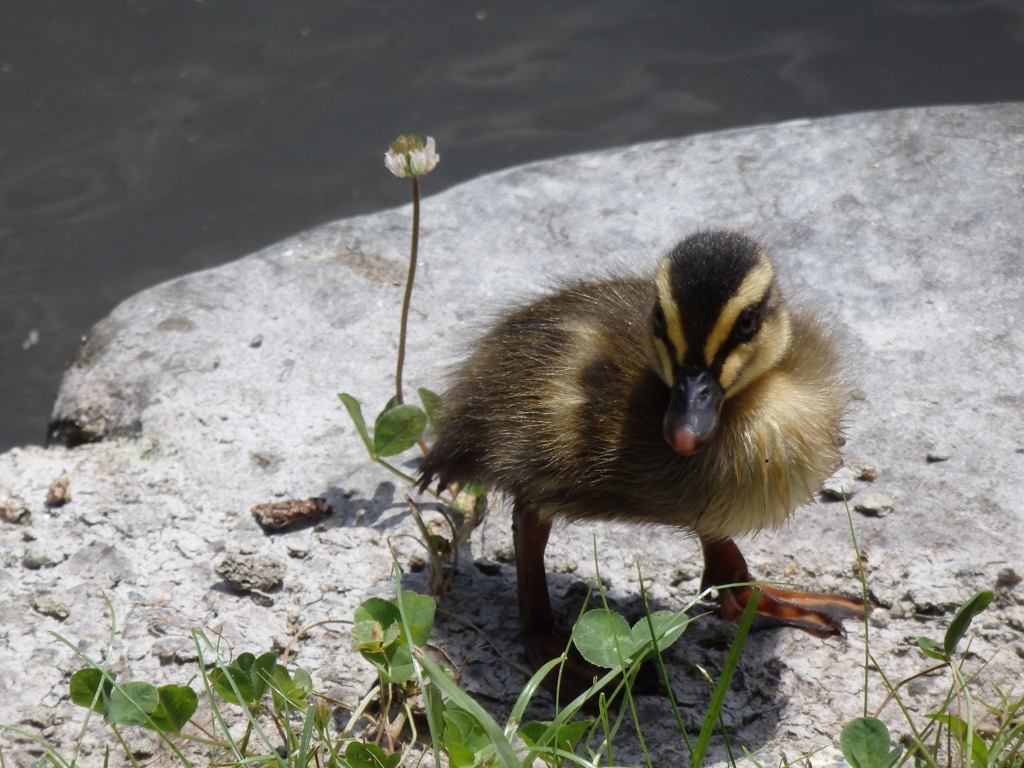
[395,175,420,406]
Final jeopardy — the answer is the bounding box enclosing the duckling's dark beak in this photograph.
[663,368,723,455]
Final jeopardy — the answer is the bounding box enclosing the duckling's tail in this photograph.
[414,437,485,496]
[413,453,438,494]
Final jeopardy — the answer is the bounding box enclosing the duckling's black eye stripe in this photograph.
[715,292,772,364]
[733,293,771,339]
[652,305,667,338]
[734,308,756,339]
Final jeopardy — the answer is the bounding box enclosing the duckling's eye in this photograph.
[652,305,667,338]
[732,306,759,343]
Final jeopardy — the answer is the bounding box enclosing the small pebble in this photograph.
[848,459,877,481]
[853,492,895,517]
[474,557,501,576]
[565,580,591,599]
[997,567,1022,586]
[22,542,59,569]
[215,553,286,592]
[926,451,950,462]
[45,473,72,508]
[0,498,29,523]
[152,639,200,666]
[32,592,71,620]
[820,466,859,500]
[249,589,276,607]
[869,611,889,629]
[491,546,514,564]
[669,564,702,586]
[251,498,332,531]
[249,335,263,348]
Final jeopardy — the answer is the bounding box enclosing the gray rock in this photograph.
[44,472,71,508]
[2,104,1023,765]
[22,541,62,570]
[250,498,332,531]
[821,466,859,500]
[0,494,29,523]
[474,557,502,576]
[152,637,200,665]
[31,591,71,620]
[847,459,877,482]
[997,567,1022,587]
[64,542,136,589]
[215,553,286,593]
[669,563,703,585]
[854,492,896,517]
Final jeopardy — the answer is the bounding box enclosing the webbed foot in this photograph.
[701,536,868,637]
[718,582,866,636]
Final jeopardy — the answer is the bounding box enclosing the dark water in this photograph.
[2,1,1023,453]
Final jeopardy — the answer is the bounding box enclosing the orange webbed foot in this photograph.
[701,536,869,637]
[718,582,867,637]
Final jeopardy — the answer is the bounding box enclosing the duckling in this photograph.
[418,229,864,694]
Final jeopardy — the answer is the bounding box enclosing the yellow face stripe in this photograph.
[655,258,687,364]
[703,258,774,365]
[652,338,675,385]
[721,309,791,397]
[719,345,754,391]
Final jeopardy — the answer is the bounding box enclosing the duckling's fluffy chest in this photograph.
[522,362,845,538]
[426,283,846,538]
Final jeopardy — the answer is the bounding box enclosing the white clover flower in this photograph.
[409,137,439,175]
[385,135,439,178]
[384,150,408,178]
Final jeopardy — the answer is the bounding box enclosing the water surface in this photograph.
[2,0,1023,451]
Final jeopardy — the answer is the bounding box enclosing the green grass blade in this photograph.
[692,588,758,768]
[417,654,522,768]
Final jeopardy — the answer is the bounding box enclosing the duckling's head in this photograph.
[649,230,792,455]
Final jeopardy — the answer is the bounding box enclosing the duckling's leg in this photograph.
[513,502,616,698]
[700,537,866,636]
[512,503,559,668]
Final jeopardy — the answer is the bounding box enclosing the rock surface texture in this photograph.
[2,104,1023,766]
